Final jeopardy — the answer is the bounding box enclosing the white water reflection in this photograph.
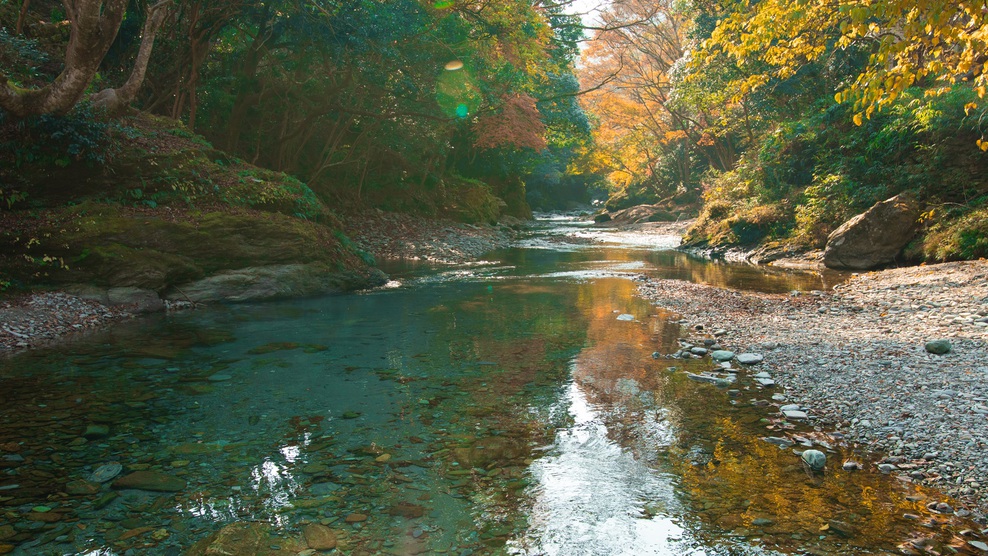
[510,382,705,556]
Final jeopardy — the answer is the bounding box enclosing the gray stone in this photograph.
[780,404,801,412]
[925,340,952,355]
[878,463,897,473]
[823,193,922,270]
[89,463,123,483]
[616,314,635,321]
[763,437,794,448]
[711,350,735,362]
[690,347,708,356]
[736,353,764,365]
[967,540,988,551]
[801,449,827,472]
[106,287,164,313]
[783,409,808,420]
[165,264,387,303]
[754,377,775,387]
[687,373,719,384]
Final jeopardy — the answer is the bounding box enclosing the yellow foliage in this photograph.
[693,0,988,132]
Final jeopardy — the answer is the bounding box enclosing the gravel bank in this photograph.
[344,210,515,264]
[636,260,988,514]
[0,292,133,353]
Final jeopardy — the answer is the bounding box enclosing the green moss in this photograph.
[4,201,371,292]
[442,176,503,224]
[921,206,988,261]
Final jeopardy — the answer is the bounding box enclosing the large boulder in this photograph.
[823,194,922,270]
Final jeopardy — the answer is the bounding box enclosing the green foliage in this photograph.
[0,103,124,168]
[921,204,988,261]
[688,84,987,250]
[0,27,49,83]
[442,176,504,224]
[223,169,324,220]
[334,230,376,267]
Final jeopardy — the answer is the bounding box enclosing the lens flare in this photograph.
[436,64,480,119]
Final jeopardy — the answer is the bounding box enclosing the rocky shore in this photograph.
[343,210,516,264]
[0,292,133,353]
[636,260,988,514]
[0,213,515,354]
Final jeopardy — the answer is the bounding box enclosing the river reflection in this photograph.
[0,220,979,555]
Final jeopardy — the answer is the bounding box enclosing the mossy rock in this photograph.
[5,203,379,295]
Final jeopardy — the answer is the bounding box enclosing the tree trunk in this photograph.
[15,0,31,35]
[0,0,128,118]
[91,1,171,115]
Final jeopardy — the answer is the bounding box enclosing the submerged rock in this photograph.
[83,424,110,440]
[112,471,186,492]
[185,522,269,556]
[302,523,337,550]
[711,350,734,362]
[89,462,123,483]
[800,449,827,472]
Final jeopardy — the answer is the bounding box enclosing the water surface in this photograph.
[0,217,977,555]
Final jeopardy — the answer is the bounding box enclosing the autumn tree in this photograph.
[578,0,702,202]
[695,0,988,146]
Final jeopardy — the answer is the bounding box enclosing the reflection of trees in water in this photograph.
[638,249,846,293]
[537,272,972,554]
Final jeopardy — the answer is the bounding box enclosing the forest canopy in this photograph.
[577,0,988,260]
[1,0,597,217]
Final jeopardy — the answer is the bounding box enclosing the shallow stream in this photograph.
[0,217,981,555]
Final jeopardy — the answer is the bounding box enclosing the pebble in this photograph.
[89,462,123,483]
[925,339,952,355]
[783,409,808,420]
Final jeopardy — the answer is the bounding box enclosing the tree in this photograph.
[0,0,170,118]
[695,0,988,145]
[91,1,172,115]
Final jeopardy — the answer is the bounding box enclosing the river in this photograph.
[0,216,977,555]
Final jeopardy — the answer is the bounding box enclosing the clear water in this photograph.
[0,218,976,555]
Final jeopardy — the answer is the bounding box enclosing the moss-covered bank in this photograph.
[1,113,384,301]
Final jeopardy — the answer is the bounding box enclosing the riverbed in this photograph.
[0,216,984,555]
